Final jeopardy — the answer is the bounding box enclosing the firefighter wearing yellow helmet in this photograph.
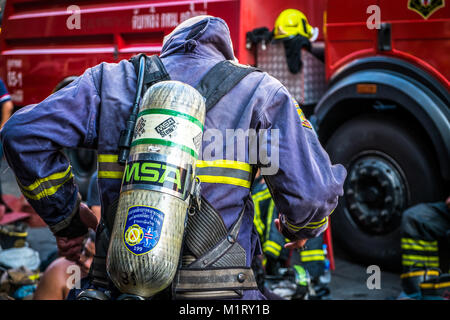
[274,9,319,42]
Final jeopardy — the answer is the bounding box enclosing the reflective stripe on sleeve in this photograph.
[402,254,440,268]
[263,240,282,257]
[401,238,438,251]
[17,165,74,200]
[300,249,326,262]
[400,270,440,279]
[285,216,329,232]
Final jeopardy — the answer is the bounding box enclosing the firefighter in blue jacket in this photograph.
[0,16,346,299]
[252,169,331,299]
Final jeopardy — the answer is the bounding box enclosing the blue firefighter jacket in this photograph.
[1,17,346,299]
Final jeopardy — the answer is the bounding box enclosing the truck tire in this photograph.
[325,115,443,270]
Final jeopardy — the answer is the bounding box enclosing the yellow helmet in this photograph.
[273,9,319,41]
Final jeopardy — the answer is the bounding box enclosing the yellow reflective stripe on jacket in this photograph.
[300,249,326,262]
[401,238,438,250]
[98,154,124,179]
[252,188,271,201]
[98,154,119,162]
[17,165,73,200]
[196,160,251,171]
[196,160,252,188]
[420,281,450,290]
[400,270,440,279]
[263,240,282,257]
[252,188,273,237]
[300,255,326,262]
[402,254,439,262]
[253,200,265,237]
[401,243,439,252]
[265,200,276,241]
[402,260,439,267]
[402,254,440,268]
[300,249,325,256]
[285,216,328,232]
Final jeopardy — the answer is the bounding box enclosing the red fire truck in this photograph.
[0,0,448,269]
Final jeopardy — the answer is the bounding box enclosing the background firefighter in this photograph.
[251,172,331,299]
[398,195,450,299]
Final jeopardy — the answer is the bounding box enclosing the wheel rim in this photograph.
[344,151,409,235]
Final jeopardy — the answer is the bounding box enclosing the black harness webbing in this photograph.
[92,54,261,299]
[195,60,259,112]
[129,53,171,93]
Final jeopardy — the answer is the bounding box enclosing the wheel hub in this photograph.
[345,154,407,235]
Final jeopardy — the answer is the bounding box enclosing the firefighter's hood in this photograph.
[160,16,236,61]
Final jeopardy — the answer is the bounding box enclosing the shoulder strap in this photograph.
[195,60,261,112]
[129,53,170,94]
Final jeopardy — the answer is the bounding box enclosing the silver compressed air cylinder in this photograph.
[106,80,205,297]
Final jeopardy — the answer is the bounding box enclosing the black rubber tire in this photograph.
[326,114,443,271]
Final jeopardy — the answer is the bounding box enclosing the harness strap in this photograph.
[195,60,260,112]
[184,195,227,258]
[187,199,247,268]
[174,267,259,299]
[90,256,109,288]
[129,54,170,94]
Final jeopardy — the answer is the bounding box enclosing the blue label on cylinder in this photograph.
[123,206,164,255]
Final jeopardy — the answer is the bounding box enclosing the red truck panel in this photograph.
[1,0,448,106]
[0,0,240,106]
[0,0,327,107]
[326,0,450,89]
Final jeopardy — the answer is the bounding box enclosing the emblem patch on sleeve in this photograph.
[123,206,164,255]
[293,98,313,129]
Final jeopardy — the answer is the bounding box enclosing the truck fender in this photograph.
[313,70,450,179]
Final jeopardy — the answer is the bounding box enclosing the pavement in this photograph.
[0,159,402,300]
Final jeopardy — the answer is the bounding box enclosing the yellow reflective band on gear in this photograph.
[300,249,325,257]
[285,216,328,231]
[1,230,28,237]
[401,243,439,252]
[19,165,72,192]
[18,166,73,201]
[402,255,439,261]
[28,273,40,281]
[252,188,271,201]
[402,253,440,268]
[98,154,124,180]
[196,160,252,188]
[265,200,276,240]
[98,154,118,162]
[252,188,272,237]
[264,242,282,257]
[264,240,282,251]
[301,255,326,262]
[402,260,439,268]
[197,175,251,188]
[300,249,326,262]
[400,270,440,279]
[253,200,265,237]
[401,238,438,247]
[98,171,124,179]
[196,160,251,172]
[420,282,450,290]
